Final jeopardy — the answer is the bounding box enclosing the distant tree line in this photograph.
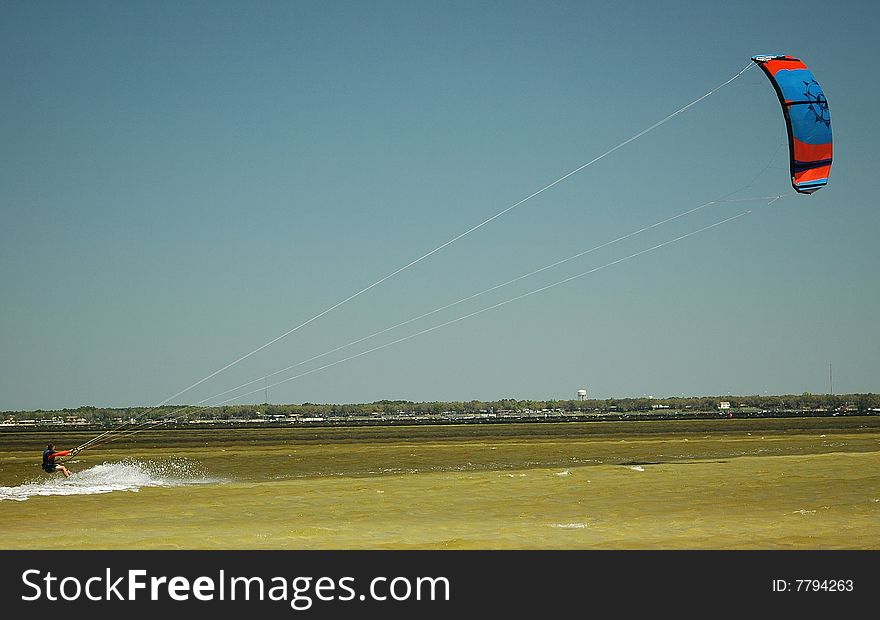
[4,393,879,424]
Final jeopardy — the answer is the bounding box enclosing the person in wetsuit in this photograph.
[42,443,77,477]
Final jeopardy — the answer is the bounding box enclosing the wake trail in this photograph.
[0,459,225,502]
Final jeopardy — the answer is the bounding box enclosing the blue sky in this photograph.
[2,1,877,410]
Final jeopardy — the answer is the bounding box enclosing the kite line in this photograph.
[72,62,757,452]
[155,62,755,408]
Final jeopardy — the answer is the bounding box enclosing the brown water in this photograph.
[2,417,879,549]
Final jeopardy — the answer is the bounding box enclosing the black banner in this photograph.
[1,550,874,617]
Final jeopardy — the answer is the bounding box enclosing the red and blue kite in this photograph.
[752,55,832,194]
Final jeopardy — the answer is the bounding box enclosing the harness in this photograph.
[41,449,56,472]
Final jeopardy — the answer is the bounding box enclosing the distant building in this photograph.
[577,389,588,401]
[719,401,731,410]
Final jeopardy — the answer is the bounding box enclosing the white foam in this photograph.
[550,522,588,529]
[0,458,225,502]
[555,470,571,477]
[627,465,645,472]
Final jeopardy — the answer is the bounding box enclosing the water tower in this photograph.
[577,389,588,401]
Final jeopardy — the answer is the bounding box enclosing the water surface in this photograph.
[2,418,878,549]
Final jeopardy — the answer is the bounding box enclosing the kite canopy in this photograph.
[751,54,832,194]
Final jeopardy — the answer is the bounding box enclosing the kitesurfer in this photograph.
[41,443,77,477]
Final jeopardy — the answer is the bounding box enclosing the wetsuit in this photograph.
[41,449,71,473]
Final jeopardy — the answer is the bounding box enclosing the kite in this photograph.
[752,55,832,194]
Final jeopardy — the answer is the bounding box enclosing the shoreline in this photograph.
[2,408,877,435]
